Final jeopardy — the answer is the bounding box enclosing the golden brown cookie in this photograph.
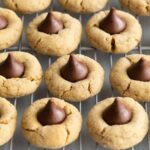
[119,0,150,16]
[0,51,42,98]
[45,54,104,102]
[0,97,17,146]
[58,0,108,13]
[87,97,149,149]
[110,54,150,102]
[21,97,82,149]
[0,8,23,50]
[86,9,142,53]
[26,11,82,56]
[3,0,52,14]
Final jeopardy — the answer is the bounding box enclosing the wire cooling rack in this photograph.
[1,0,150,150]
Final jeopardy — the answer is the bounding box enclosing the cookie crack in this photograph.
[111,37,116,51]
[64,112,73,144]
[88,80,92,94]
[127,0,130,9]
[101,127,106,135]
[98,127,107,140]
[88,32,112,53]
[23,128,45,140]
[23,128,36,132]
[2,80,9,91]
[80,0,85,11]
[34,38,42,49]
[145,0,149,12]
[11,0,18,10]
[0,121,9,124]
[64,0,69,5]
[64,125,70,144]
[122,81,131,95]
[60,85,73,98]
[126,57,135,64]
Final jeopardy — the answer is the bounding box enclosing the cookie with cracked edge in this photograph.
[87,97,149,149]
[58,0,108,13]
[0,8,23,51]
[44,54,104,102]
[26,11,82,56]
[110,54,150,101]
[21,97,82,149]
[2,0,52,14]
[119,0,150,16]
[0,51,42,98]
[0,97,17,146]
[86,9,142,54]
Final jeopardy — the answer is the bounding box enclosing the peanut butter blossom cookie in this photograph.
[21,97,82,149]
[58,0,108,13]
[110,54,150,102]
[86,8,142,54]
[0,8,23,51]
[45,54,104,102]
[3,0,52,14]
[87,97,149,149]
[0,51,42,98]
[0,97,17,146]
[26,11,82,56]
[119,0,150,16]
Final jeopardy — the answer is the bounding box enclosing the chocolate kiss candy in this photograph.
[103,98,132,125]
[0,54,24,78]
[38,12,63,34]
[37,100,66,125]
[127,58,150,81]
[0,16,8,29]
[99,8,126,34]
[61,54,88,82]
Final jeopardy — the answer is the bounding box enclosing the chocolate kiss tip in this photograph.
[61,54,88,82]
[38,12,63,34]
[99,7,126,34]
[37,100,66,126]
[103,98,132,125]
[0,16,8,30]
[0,53,24,78]
[139,57,145,62]
[127,57,150,81]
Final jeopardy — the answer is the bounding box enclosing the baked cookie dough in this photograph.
[3,0,52,14]
[119,0,150,16]
[86,9,142,53]
[21,97,82,149]
[87,97,149,150]
[58,0,108,13]
[0,8,23,50]
[45,54,104,102]
[26,11,82,56]
[110,54,150,102]
[0,97,17,146]
[0,51,42,98]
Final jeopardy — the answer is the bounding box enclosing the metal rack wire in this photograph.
[1,0,150,150]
